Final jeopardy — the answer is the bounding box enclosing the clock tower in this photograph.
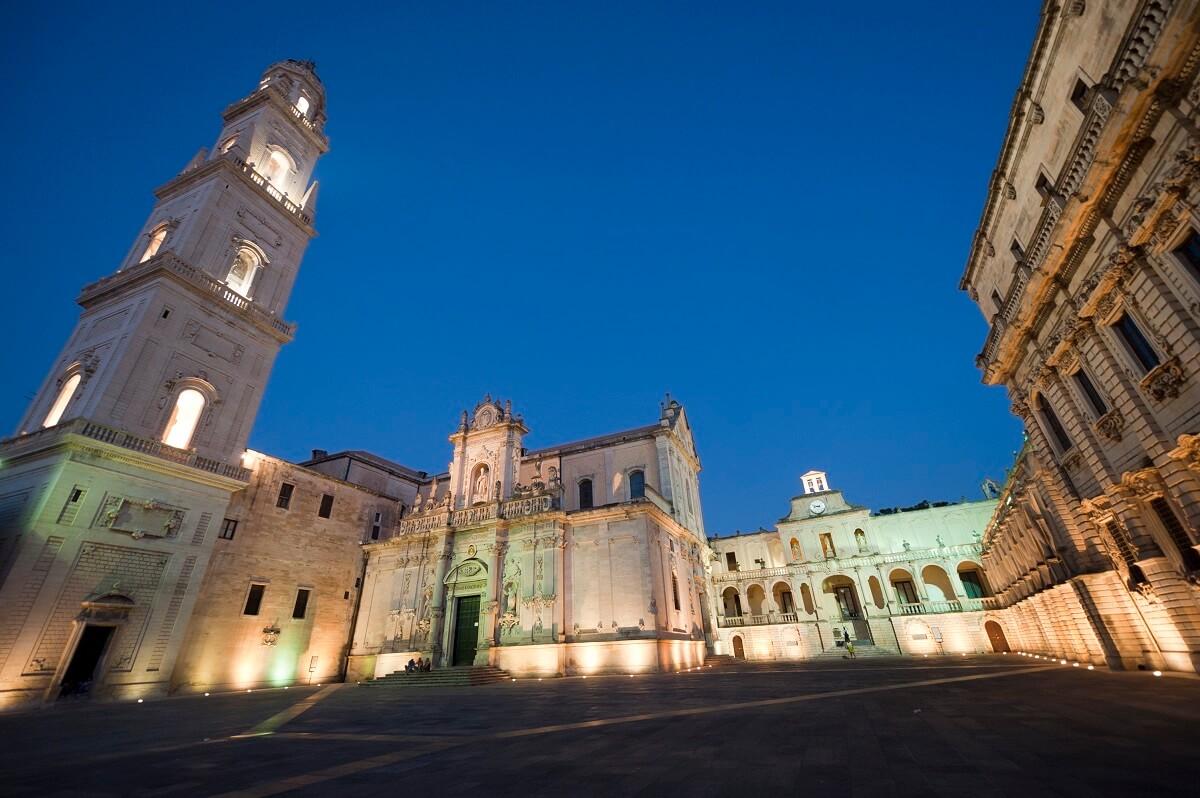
[0,61,328,707]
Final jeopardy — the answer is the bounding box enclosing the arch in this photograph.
[889,567,919,605]
[921,564,955,602]
[139,224,168,263]
[628,469,645,500]
[220,134,240,154]
[577,478,593,510]
[821,574,863,619]
[956,560,990,599]
[721,586,742,618]
[984,620,1010,652]
[771,580,795,615]
[854,528,868,553]
[746,584,767,616]
[295,95,310,116]
[225,244,264,298]
[162,388,206,449]
[470,463,491,505]
[799,583,816,615]
[260,146,295,192]
[43,372,82,428]
[867,575,885,609]
[731,635,745,659]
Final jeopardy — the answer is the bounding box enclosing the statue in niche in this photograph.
[790,539,801,561]
[473,465,490,503]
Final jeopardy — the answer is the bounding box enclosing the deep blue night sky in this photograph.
[0,1,1036,534]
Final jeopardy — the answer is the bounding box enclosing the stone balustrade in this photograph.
[0,417,251,481]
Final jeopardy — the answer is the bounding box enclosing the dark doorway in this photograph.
[59,625,114,698]
[985,620,1010,653]
[452,595,481,666]
[732,635,745,659]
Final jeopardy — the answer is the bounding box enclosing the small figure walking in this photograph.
[843,629,851,645]
[846,641,856,659]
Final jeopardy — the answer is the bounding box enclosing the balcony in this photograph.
[226,154,313,227]
[712,565,790,583]
[895,598,985,615]
[716,612,799,628]
[0,417,251,482]
[78,252,295,340]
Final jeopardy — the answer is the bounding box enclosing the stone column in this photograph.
[428,535,454,666]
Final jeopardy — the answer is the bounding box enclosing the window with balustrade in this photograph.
[226,246,262,298]
[261,147,294,193]
[140,225,168,263]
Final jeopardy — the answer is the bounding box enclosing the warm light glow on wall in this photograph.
[43,373,80,428]
[163,389,205,449]
[295,96,310,116]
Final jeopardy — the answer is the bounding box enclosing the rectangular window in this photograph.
[1073,369,1108,417]
[1035,172,1053,199]
[318,494,334,518]
[1071,78,1089,110]
[1149,497,1200,571]
[959,571,985,599]
[1036,394,1073,454]
[1010,238,1024,261]
[371,511,382,540]
[1174,229,1200,283]
[292,588,311,619]
[578,479,594,510]
[672,575,681,611]
[1114,313,1160,373]
[219,518,238,540]
[276,482,295,510]
[894,580,919,604]
[725,552,739,572]
[243,583,265,616]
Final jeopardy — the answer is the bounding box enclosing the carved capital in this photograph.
[1168,433,1200,472]
[1093,408,1126,442]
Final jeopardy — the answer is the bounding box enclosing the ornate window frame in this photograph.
[156,375,220,451]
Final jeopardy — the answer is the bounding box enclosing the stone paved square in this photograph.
[0,656,1196,797]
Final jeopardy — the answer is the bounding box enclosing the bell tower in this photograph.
[0,62,328,707]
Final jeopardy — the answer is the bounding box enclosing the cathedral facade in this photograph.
[962,0,1200,673]
[348,395,710,680]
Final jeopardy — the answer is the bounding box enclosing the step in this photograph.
[362,665,511,688]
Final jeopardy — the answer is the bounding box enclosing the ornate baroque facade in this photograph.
[962,0,1200,673]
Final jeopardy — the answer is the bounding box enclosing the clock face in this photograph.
[809,500,826,515]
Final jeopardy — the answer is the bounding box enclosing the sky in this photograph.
[0,1,1037,534]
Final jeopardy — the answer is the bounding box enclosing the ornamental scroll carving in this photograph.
[1093,408,1126,442]
[1168,433,1200,472]
[1140,357,1186,402]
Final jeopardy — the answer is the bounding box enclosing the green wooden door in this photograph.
[452,595,480,666]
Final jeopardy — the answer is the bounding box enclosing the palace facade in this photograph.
[708,473,998,661]
[962,0,1200,673]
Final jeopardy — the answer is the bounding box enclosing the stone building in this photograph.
[0,60,328,707]
[961,0,1200,672]
[170,451,404,692]
[708,472,997,660]
[349,395,711,679]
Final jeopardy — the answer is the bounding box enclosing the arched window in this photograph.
[261,148,294,193]
[295,96,310,116]
[225,247,261,298]
[220,134,239,154]
[140,226,167,263]
[629,470,645,500]
[43,373,81,428]
[162,388,205,449]
[578,478,593,510]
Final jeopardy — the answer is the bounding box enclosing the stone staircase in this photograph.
[361,665,512,688]
[816,643,900,659]
[704,654,742,667]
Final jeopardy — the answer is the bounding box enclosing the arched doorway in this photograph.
[746,584,767,617]
[55,593,136,700]
[985,620,1010,653]
[732,635,745,659]
[822,575,872,644]
[920,564,955,603]
[721,587,743,619]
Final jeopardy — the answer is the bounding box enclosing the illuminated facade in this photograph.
[0,61,327,707]
[348,396,711,679]
[708,475,997,660]
[962,0,1200,673]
